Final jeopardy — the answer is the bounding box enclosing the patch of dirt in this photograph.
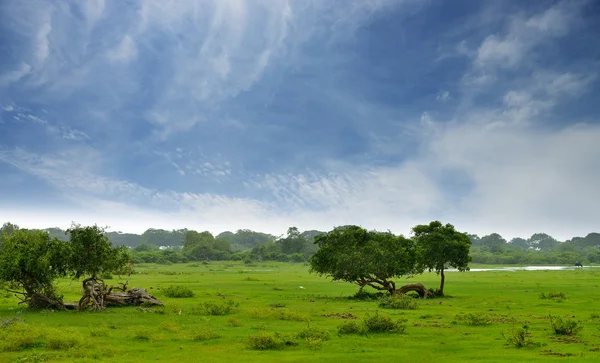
[324,312,358,319]
[540,350,577,357]
[550,336,585,344]
[412,322,452,328]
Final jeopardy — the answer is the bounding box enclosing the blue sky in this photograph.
[1,0,599,240]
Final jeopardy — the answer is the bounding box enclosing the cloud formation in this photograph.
[1,0,599,241]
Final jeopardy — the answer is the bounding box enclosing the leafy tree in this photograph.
[412,221,472,296]
[528,233,559,251]
[277,227,307,255]
[509,237,529,249]
[309,225,418,294]
[1,222,19,239]
[0,229,70,309]
[479,233,507,253]
[67,224,130,279]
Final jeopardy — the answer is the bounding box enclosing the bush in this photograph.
[189,327,219,341]
[337,321,363,335]
[502,323,541,348]
[379,294,419,310]
[338,312,406,335]
[162,285,195,298]
[539,292,566,300]
[297,327,331,341]
[363,312,407,334]
[202,300,239,316]
[46,332,82,350]
[348,290,386,301]
[549,314,583,336]
[453,312,492,326]
[246,332,298,350]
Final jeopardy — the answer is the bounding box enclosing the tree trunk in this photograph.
[439,268,445,296]
[393,283,434,298]
[78,278,163,311]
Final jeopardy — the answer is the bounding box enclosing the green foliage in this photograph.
[162,285,195,298]
[379,294,419,310]
[0,229,69,303]
[337,312,407,335]
[297,326,331,341]
[453,312,492,326]
[246,332,298,350]
[548,314,583,336]
[412,221,472,295]
[189,327,219,341]
[202,300,239,315]
[67,224,130,279]
[503,323,541,348]
[310,225,418,293]
[539,291,566,300]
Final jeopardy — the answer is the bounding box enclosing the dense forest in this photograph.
[2,222,599,265]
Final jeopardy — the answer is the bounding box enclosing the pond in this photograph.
[447,265,599,272]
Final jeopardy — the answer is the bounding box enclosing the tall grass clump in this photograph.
[246,332,298,350]
[162,285,195,298]
[453,312,492,326]
[539,292,566,300]
[337,312,407,335]
[548,314,583,336]
[502,323,541,348]
[202,300,239,315]
[379,294,419,310]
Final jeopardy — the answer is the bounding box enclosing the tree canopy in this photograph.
[309,225,418,293]
[412,221,472,295]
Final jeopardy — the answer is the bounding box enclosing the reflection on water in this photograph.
[446,265,599,272]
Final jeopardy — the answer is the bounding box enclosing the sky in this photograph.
[1,0,599,241]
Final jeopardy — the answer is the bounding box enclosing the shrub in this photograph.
[363,312,407,334]
[379,294,419,310]
[348,290,385,301]
[0,321,43,352]
[337,321,364,335]
[246,332,298,350]
[503,323,541,348]
[539,292,566,300]
[549,314,583,336]
[227,318,241,327]
[203,300,239,316]
[297,327,331,341]
[159,321,180,333]
[337,312,407,335]
[453,312,492,326]
[162,285,195,298]
[190,327,219,341]
[46,333,82,350]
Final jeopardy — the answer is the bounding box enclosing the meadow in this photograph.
[1,262,600,362]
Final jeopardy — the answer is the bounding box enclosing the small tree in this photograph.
[0,229,70,309]
[310,225,418,294]
[412,221,472,296]
[67,224,130,311]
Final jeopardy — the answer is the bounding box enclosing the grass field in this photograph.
[1,262,600,362]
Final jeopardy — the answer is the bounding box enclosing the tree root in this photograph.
[77,277,163,311]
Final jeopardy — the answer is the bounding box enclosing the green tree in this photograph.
[412,221,472,296]
[277,227,307,255]
[67,224,130,280]
[0,229,70,309]
[309,225,418,294]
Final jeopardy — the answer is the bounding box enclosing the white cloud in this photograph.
[475,1,584,70]
[0,63,32,85]
[107,35,137,63]
[436,90,451,102]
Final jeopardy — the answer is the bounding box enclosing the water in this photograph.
[446,265,599,272]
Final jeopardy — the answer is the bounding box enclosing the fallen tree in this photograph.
[77,277,162,311]
[0,224,162,311]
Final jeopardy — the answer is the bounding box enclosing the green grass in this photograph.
[1,262,600,362]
